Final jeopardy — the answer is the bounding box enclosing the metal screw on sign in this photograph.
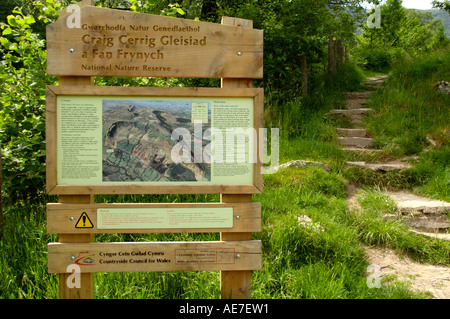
[237,51,242,56]
[70,217,74,221]
[69,48,75,53]
[236,215,240,220]
[236,254,241,259]
[71,256,75,261]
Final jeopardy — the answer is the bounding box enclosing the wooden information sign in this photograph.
[46,0,263,300]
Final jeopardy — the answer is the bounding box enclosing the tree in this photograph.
[357,0,448,70]
[432,0,450,13]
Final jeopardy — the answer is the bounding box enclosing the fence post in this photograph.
[328,36,337,75]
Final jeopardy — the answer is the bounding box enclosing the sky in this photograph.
[402,0,434,10]
[363,0,434,10]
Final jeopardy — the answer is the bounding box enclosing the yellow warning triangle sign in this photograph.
[75,212,94,228]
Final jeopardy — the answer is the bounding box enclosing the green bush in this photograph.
[355,48,394,71]
[0,8,55,201]
[326,62,365,92]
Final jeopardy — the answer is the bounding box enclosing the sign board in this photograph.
[47,202,261,234]
[48,241,261,273]
[46,6,263,78]
[45,2,263,299]
[46,86,264,195]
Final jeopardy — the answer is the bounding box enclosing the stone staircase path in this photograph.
[328,75,409,169]
[327,76,388,152]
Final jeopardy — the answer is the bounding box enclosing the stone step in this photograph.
[345,99,368,109]
[338,137,374,148]
[342,147,384,153]
[346,161,412,172]
[388,191,450,214]
[386,191,450,232]
[343,92,373,100]
[337,128,368,137]
[329,108,373,115]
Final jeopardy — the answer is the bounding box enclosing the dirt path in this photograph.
[365,246,450,299]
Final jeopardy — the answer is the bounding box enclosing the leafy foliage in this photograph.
[0,7,56,201]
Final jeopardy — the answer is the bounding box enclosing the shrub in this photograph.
[0,8,55,201]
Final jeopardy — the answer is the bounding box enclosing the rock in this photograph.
[433,81,450,94]
[346,161,412,172]
[275,160,329,171]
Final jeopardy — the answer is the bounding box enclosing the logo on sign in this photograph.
[75,251,96,266]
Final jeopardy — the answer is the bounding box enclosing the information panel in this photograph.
[46,86,263,194]
[46,202,262,234]
[97,207,233,229]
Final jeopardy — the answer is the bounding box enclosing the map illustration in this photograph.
[102,99,211,182]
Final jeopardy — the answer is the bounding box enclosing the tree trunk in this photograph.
[337,38,343,68]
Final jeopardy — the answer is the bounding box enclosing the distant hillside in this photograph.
[419,9,450,37]
[355,8,450,37]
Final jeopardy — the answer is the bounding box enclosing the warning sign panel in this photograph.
[75,212,94,228]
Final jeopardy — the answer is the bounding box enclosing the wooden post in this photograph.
[53,0,96,299]
[220,16,254,299]
[300,54,308,96]
[337,38,343,69]
[328,36,337,75]
[57,76,94,299]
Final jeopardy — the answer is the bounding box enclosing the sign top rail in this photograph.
[46,5,263,79]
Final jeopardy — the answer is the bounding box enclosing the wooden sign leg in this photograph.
[56,75,94,299]
[220,16,255,298]
[58,195,94,299]
[220,194,253,299]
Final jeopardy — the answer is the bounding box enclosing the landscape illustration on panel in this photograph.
[102,99,211,182]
